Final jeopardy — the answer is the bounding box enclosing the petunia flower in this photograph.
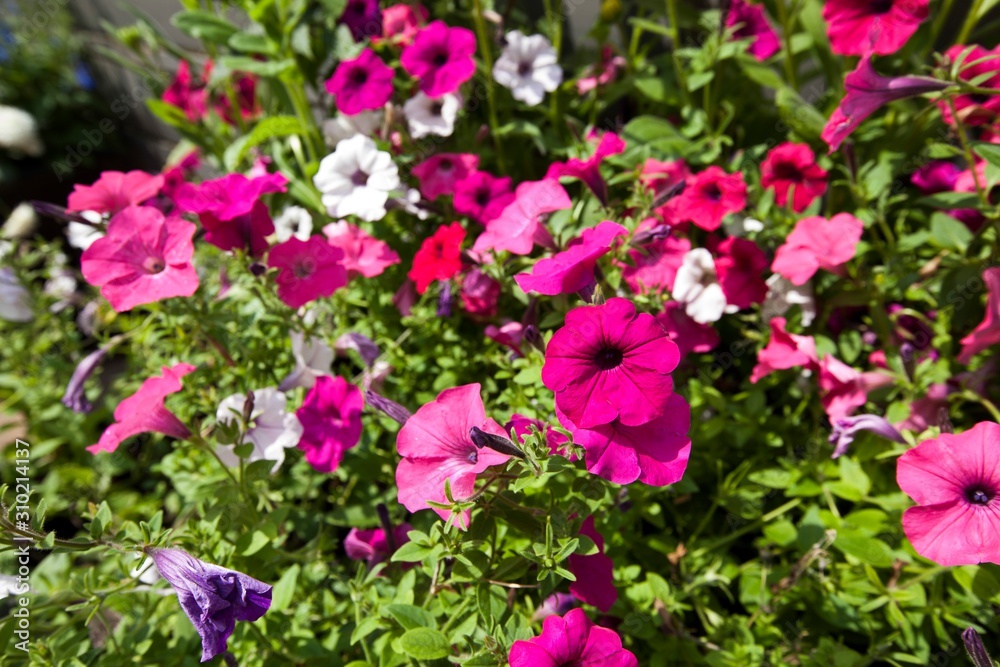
[314,134,400,222]
[506,414,571,458]
[216,387,303,472]
[822,0,928,56]
[162,61,209,121]
[515,221,628,296]
[87,363,196,454]
[897,421,1000,566]
[828,413,904,458]
[345,524,412,565]
[958,268,1000,365]
[493,30,563,106]
[80,206,198,312]
[267,236,348,309]
[485,321,525,354]
[408,222,465,294]
[896,384,950,433]
[938,45,1000,126]
[508,608,638,667]
[911,160,962,194]
[620,222,691,295]
[714,237,768,310]
[577,45,626,94]
[403,91,462,138]
[452,171,515,224]
[819,354,893,421]
[726,0,780,60]
[322,221,399,279]
[339,0,382,41]
[640,158,691,196]
[412,153,480,200]
[567,516,617,612]
[821,56,948,152]
[401,21,477,97]
[656,301,720,358]
[278,331,334,391]
[664,166,746,231]
[762,273,817,326]
[67,170,164,215]
[325,48,395,115]
[146,547,271,663]
[750,317,818,383]
[62,344,110,413]
[546,132,625,206]
[270,205,313,243]
[671,248,727,324]
[760,142,828,212]
[460,268,501,317]
[67,211,105,251]
[395,383,511,529]
[378,3,427,45]
[542,297,680,429]
[771,213,864,286]
[0,269,32,323]
[472,179,572,255]
[322,110,384,147]
[296,375,364,473]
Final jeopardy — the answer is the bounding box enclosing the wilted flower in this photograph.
[0,268,32,323]
[546,132,625,206]
[750,317,818,384]
[515,221,627,296]
[62,345,110,413]
[344,524,412,565]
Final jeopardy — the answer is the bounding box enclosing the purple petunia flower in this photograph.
[829,413,904,458]
[62,346,109,413]
[147,548,272,662]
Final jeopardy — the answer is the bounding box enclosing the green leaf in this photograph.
[391,540,432,562]
[383,603,437,630]
[239,530,271,556]
[223,116,305,170]
[396,627,451,660]
[217,56,295,77]
[775,88,826,139]
[622,115,689,154]
[628,17,673,39]
[351,615,384,644]
[228,32,277,55]
[270,564,299,612]
[146,99,194,131]
[736,56,785,89]
[833,533,894,567]
[171,11,239,43]
[930,212,973,252]
[974,142,1000,170]
[318,0,348,16]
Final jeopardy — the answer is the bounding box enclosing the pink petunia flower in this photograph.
[897,422,1000,566]
[542,297,680,429]
[325,48,396,115]
[640,158,691,195]
[268,237,348,309]
[345,524,412,565]
[545,132,626,206]
[162,60,209,121]
[664,166,746,231]
[485,321,525,354]
[340,0,382,41]
[620,222,691,295]
[938,45,1000,126]
[822,0,928,56]
[401,21,477,97]
[567,516,617,612]
[323,221,400,279]
[726,0,780,60]
[452,171,515,224]
[749,317,819,384]
[80,206,199,312]
[714,237,768,310]
[68,170,165,215]
[395,383,511,529]
[408,222,465,294]
[508,608,638,667]
[87,363,196,454]
[911,160,962,194]
[378,4,428,45]
[958,268,1000,364]
[656,301,720,358]
[819,354,893,421]
[760,142,828,212]
[821,56,948,152]
[771,213,864,286]
[412,153,479,200]
[515,221,628,296]
[896,383,950,433]
[576,45,626,94]
[296,375,364,473]
[472,179,572,255]
[460,268,501,317]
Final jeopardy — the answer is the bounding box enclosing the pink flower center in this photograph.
[438,158,453,172]
[966,486,993,505]
[702,182,722,202]
[143,257,166,274]
[594,345,624,370]
[350,67,369,86]
[294,259,316,279]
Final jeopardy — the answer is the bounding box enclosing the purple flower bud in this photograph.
[631,223,673,246]
[365,389,412,425]
[469,426,525,459]
[962,628,993,667]
[437,280,453,317]
[147,548,272,663]
[829,414,904,458]
[335,332,381,368]
[62,346,109,413]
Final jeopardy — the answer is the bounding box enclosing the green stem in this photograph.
[665,0,690,105]
[286,81,320,164]
[693,498,802,554]
[926,0,957,53]
[471,0,507,173]
[958,389,1000,423]
[774,0,798,88]
[947,96,987,205]
[956,0,985,45]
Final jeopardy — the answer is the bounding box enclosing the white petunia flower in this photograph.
[403,92,461,139]
[762,273,817,327]
[322,110,384,148]
[273,206,314,242]
[0,106,44,157]
[279,330,335,391]
[493,31,563,106]
[0,268,33,323]
[216,387,303,473]
[67,211,105,250]
[389,187,430,220]
[313,134,400,222]
[671,248,727,324]
[2,202,38,239]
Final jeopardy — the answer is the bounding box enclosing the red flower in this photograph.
[713,237,768,310]
[822,0,928,56]
[268,237,348,309]
[412,153,479,200]
[665,166,746,231]
[408,222,465,294]
[760,143,828,212]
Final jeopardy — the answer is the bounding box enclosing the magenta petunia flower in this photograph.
[412,153,480,200]
[460,268,501,317]
[822,0,928,56]
[620,221,691,295]
[819,354,892,421]
[750,317,818,384]
[726,0,780,60]
[80,205,199,313]
[378,3,427,45]
[395,383,511,529]
[567,516,617,612]
[771,213,864,286]
[268,236,347,309]
[162,60,209,121]
[472,179,572,255]
[296,375,364,473]
[958,268,1000,364]
[760,142,828,213]
[485,321,525,354]
[508,608,638,667]
[408,222,465,294]
[821,56,948,152]
[545,132,626,206]
[542,297,680,429]
[897,422,1000,566]
[68,170,165,215]
[911,160,961,194]
[340,0,382,41]
[325,48,395,115]
[664,166,746,231]
[515,221,628,296]
[714,237,768,310]
[345,524,412,565]
[87,363,196,454]
[322,221,400,279]
[401,21,477,97]
[938,45,1000,126]
[656,301,720,358]
[453,171,515,224]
